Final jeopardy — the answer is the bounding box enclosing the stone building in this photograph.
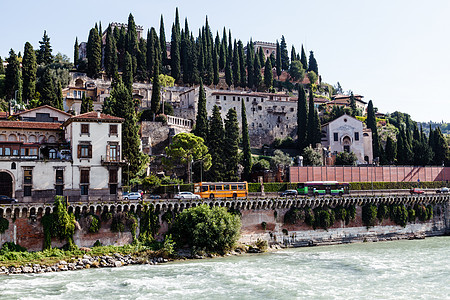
[321,114,373,164]
[0,106,125,202]
[251,41,277,58]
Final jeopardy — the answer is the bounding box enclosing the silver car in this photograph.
[123,192,142,200]
[174,192,201,200]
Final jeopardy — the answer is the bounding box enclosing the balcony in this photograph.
[101,156,127,166]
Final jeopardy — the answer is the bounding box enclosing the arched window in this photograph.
[8,134,17,142]
[49,149,57,159]
[342,136,351,153]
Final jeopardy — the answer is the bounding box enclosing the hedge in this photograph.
[349,181,445,190]
[154,184,194,195]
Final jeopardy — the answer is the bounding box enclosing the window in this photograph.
[24,169,33,197]
[246,97,249,102]
[355,132,359,141]
[107,143,119,161]
[233,97,235,101]
[109,124,118,136]
[56,170,64,184]
[216,95,219,100]
[29,148,37,156]
[80,169,89,195]
[49,149,57,159]
[56,169,64,195]
[109,169,118,195]
[12,149,19,156]
[290,108,294,112]
[334,133,339,142]
[223,96,226,100]
[78,144,92,158]
[81,124,90,135]
[21,148,26,156]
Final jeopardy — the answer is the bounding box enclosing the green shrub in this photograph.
[408,207,416,222]
[349,181,444,191]
[284,208,303,224]
[391,204,408,227]
[304,207,315,227]
[0,217,8,233]
[86,214,100,233]
[0,242,27,254]
[255,238,268,251]
[139,204,160,244]
[313,207,335,230]
[282,228,288,235]
[93,240,102,247]
[170,205,241,253]
[261,221,267,230]
[362,203,377,228]
[377,204,389,221]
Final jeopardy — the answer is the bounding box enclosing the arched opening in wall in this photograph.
[75,78,84,88]
[342,136,351,153]
[0,172,13,197]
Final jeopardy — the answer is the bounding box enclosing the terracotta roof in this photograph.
[64,111,124,126]
[13,105,71,117]
[0,121,62,130]
[0,111,9,119]
[211,90,289,98]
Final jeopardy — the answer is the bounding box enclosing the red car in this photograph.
[410,188,424,195]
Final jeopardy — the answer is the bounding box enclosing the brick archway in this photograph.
[0,171,14,198]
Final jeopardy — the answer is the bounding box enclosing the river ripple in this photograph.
[0,237,449,300]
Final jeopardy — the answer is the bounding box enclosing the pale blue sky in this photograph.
[1,0,449,122]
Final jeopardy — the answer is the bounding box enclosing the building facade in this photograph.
[0,107,124,203]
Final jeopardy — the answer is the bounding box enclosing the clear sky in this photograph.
[1,0,449,122]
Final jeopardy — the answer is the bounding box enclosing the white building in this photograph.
[321,114,373,164]
[0,106,124,202]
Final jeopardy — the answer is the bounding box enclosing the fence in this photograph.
[289,166,450,183]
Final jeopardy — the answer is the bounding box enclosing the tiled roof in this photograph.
[211,90,289,98]
[0,121,62,130]
[0,111,9,119]
[64,111,124,125]
[13,105,72,117]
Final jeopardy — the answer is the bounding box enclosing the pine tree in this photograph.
[253,53,262,90]
[224,108,239,181]
[171,23,181,81]
[193,80,208,140]
[297,85,308,151]
[264,57,273,89]
[123,52,133,92]
[275,40,281,77]
[150,55,161,116]
[22,42,37,102]
[87,27,101,78]
[74,37,79,67]
[159,15,168,66]
[40,68,55,106]
[280,36,289,70]
[241,100,252,180]
[308,51,318,75]
[4,49,21,101]
[207,105,225,181]
[300,45,308,70]
[238,41,246,87]
[37,30,53,65]
[104,26,118,78]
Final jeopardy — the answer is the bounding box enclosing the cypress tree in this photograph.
[87,27,101,78]
[308,51,318,75]
[0,57,4,75]
[193,80,208,140]
[228,30,233,64]
[263,56,273,89]
[147,27,160,79]
[224,108,239,181]
[74,37,79,67]
[204,41,213,85]
[123,52,133,93]
[366,100,380,159]
[159,15,168,66]
[238,40,246,87]
[40,68,55,106]
[104,26,118,78]
[297,85,308,151]
[109,79,143,178]
[117,26,127,71]
[433,127,449,165]
[37,30,53,65]
[258,47,265,66]
[246,41,254,88]
[136,38,147,81]
[253,53,262,90]
[385,136,397,164]
[55,81,64,110]
[22,42,37,102]
[291,46,297,62]
[276,40,281,77]
[307,89,318,147]
[219,28,227,70]
[300,45,308,70]
[126,14,138,73]
[207,105,225,181]
[181,20,190,83]
[150,55,161,116]
[280,36,289,70]
[349,92,357,117]
[232,40,240,87]
[190,33,200,84]
[241,101,252,181]
[171,23,181,81]
[212,46,219,85]
[225,60,232,87]
[80,93,88,114]
[4,49,21,101]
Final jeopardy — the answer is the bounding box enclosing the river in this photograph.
[1,237,449,299]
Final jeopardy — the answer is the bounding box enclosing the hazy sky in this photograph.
[1,0,449,122]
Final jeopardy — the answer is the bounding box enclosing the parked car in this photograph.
[123,192,142,200]
[174,192,201,200]
[436,187,449,193]
[0,195,18,204]
[409,188,424,195]
[280,190,298,197]
[148,194,161,199]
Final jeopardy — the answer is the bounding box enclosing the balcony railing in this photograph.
[101,156,127,166]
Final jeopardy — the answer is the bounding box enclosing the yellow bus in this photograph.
[194,182,248,199]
